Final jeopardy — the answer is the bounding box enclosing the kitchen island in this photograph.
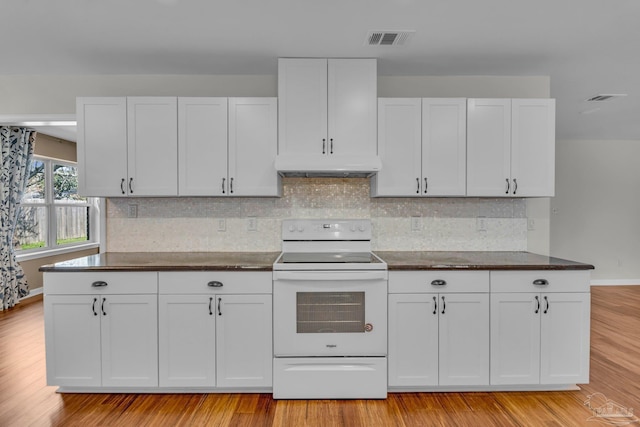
[41,251,593,394]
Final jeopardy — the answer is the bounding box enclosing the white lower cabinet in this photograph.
[490,271,591,386]
[44,272,158,388]
[388,271,490,387]
[158,272,272,389]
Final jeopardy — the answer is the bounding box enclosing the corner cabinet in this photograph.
[277,58,377,161]
[158,272,272,389]
[77,97,178,197]
[44,272,159,388]
[178,97,280,197]
[372,98,466,197]
[490,271,590,385]
[467,98,555,197]
[388,271,490,387]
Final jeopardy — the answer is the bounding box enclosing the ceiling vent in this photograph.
[366,30,415,46]
[585,94,627,102]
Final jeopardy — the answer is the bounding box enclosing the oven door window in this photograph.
[296,292,365,333]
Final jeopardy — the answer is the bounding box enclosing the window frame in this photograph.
[16,156,100,259]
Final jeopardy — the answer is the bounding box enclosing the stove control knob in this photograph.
[297,225,304,232]
[288,225,295,232]
[358,225,366,232]
[350,225,356,232]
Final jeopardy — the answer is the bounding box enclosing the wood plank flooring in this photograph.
[1,287,639,426]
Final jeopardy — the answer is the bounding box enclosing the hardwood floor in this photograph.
[1,287,639,426]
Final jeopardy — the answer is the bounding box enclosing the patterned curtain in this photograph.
[0,127,35,311]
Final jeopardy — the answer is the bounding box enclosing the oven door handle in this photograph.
[273,271,387,281]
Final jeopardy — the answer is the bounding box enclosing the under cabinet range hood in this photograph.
[275,154,382,177]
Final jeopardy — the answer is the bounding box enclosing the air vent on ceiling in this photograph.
[585,94,627,102]
[366,30,415,46]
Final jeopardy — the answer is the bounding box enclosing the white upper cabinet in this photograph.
[277,58,377,163]
[373,98,466,197]
[77,97,128,197]
[178,97,228,196]
[127,97,178,196]
[467,98,555,197]
[228,98,280,196]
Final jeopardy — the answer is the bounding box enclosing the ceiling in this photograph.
[2,0,639,141]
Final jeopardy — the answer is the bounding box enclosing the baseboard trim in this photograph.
[21,287,43,300]
[591,280,640,286]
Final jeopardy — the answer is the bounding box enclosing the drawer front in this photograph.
[491,270,591,293]
[44,272,158,295]
[389,271,490,294]
[159,271,272,294]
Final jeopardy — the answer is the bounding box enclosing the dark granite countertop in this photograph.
[39,251,594,272]
[373,251,594,271]
[39,252,281,272]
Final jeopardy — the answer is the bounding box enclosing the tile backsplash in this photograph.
[106,178,527,252]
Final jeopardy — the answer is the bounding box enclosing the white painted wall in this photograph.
[551,139,640,282]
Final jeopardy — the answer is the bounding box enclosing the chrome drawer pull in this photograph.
[533,279,549,286]
[91,281,108,287]
[207,281,223,287]
[431,279,447,286]
[535,295,540,314]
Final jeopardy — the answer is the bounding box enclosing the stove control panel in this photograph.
[282,219,372,241]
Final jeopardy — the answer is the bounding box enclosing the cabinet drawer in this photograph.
[491,270,590,293]
[389,271,489,294]
[159,271,272,294]
[44,272,157,295]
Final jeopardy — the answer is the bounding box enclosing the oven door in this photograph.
[273,270,387,357]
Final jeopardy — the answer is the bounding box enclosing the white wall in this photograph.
[0,73,552,254]
[551,139,640,282]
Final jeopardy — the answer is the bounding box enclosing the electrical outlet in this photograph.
[127,204,138,218]
[247,217,257,231]
[527,218,536,231]
[217,219,226,232]
[476,217,487,232]
[410,216,422,231]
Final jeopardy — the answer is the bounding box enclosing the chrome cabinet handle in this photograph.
[416,178,420,194]
[424,178,428,194]
[207,281,223,288]
[222,178,226,194]
[129,177,134,194]
[92,297,98,316]
[433,296,437,315]
[535,295,540,314]
[431,279,447,286]
[230,177,234,194]
[322,138,326,154]
[120,178,126,195]
[217,297,222,316]
[505,178,510,194]
[533,279,549,286]
[101,297,107,316]
[513,178,518,195]
[330,138,334,154]
[543,296,549,314]
[441,296,446,314]
[209,297,213,315]
[92,281,108,287]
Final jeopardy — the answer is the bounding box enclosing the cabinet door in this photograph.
[388,294,439,387]
[373,98,422,197]
[490,293,541,385]
[327,58,377,156]
[467,99,512,196]
[101,294,158,387]
[277,58,328,158]
[540,292,590,384]
[511,99,556,197]
[216,294,272,388]
[228,98,280,196]
[422,98,467,196]
[44,295,102,387]
[178,97,228,196]
[127,97,178,196]
[76,97,128,197]
[158,295,216,387]
[438,293,490,386]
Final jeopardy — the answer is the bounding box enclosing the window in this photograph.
[14,156,99,254]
